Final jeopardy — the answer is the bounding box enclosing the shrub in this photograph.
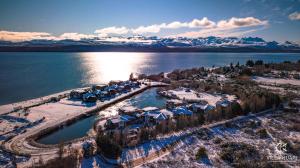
[220,142,260,164]
[213,137,223,144]
[256,128,269,138]
[289,123,300,132]
[196,146,207,160]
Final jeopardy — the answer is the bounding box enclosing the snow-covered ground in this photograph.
[253,76,300,86]
[0,87,89,116]
[139,110,300,168]
[163,88,236,106]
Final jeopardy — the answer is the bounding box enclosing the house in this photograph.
[105,115,136,129]
[216,99,231,108]
[123,124,142,146]
[142,111,168,125]
[82,92,97,102]
[109,80,123,86]
[160,109,174,118]
[166,99,186,109]
[171,107,193,116]
[69,90,85,100]
[91,85,106,91]
[189,103,215,113]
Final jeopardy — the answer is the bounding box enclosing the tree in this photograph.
[255,60,264,65]
[140,128,150,141]
[96,134,122,159]
[195,146,207,160]
[38,156,44,166]
[246,60,254,67]
[129,73,134,81]
[58,141,64,159]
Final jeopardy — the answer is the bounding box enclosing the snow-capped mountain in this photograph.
[0,36,299,52]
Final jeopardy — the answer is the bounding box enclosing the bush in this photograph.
[195,146,207,160]
[289,123,300,132]
[220,142,260,164]
[213,137,223,144]
[256,128,269,138]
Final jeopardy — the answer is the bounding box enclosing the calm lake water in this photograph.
[0,52,300,105]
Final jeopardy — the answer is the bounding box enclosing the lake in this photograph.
[0,52,300,105]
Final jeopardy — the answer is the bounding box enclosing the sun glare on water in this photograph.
[79,52,151,84]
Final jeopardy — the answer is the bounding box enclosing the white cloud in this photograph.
[165,21,187,29]
[289,12,300,20]
[130,17,265,34]
[188,17,216,28]
[172,23,268,38]
[131,17,216,34]
[131,24,165,34]
[217,17,268,28]
[59,33,95,40]
[94,26,129,36]
[0,30,56,42]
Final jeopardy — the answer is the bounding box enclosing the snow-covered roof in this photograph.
[191,103,208,110]
[205,104,215,112]
[143,111,167,120]
[119,106,140,113]
[167,99,183,104]
[142,106,159,112]
[216,99,231,107]
[172,107,193,116]
[109,115,135,124]
[160,109,174,118]
[82,92,96,99]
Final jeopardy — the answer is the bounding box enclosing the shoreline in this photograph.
[0,86,91,115]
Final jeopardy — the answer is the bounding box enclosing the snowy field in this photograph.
[164,88,236,106]
[140,110,300,168]
[253,76,300,86]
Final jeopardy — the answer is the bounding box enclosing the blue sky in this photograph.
[0,0,300,42]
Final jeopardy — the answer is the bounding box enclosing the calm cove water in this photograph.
[1,52,300,105]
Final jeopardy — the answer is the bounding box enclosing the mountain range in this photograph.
[0,36,299,52]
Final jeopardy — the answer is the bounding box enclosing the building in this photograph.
[171,107,193,116]
[122,124,142,146]
[142,111,168,126]
[69,90,85,100]
[105,115,136,130]
[82,92,97,102]
[166,99,186,110]
[189,103,215,113]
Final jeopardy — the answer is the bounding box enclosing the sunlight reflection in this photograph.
[79,52,150,84]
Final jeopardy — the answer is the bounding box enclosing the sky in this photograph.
[0,0,300,42]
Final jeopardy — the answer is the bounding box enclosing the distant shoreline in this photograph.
[1,46,300,53]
